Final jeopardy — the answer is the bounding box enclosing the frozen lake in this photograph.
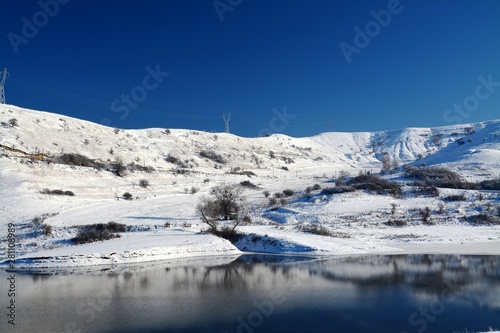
[1,254,499,333]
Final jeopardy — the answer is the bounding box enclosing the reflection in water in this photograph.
[0,254,499,333]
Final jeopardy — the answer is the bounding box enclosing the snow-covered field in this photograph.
[0,104,499,268]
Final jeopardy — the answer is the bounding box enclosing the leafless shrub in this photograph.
[444,194,467,201]
[385,219,407,227]
[199,150,226,164]
[8,118,18,127]
[122,192,133,200]
[41,189,75,196]
[437,202,446,214]
[321,186,356,195]
[43,224,53,236]
[240,181,258,189]
[419,207,433,225]
[72,222,126,244]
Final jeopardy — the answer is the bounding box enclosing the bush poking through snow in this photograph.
[229,170,256,177]
[299,224,332,236]
[419,207,433,225]
[390,203,399,217]
[111,160,127,177]
[139,179,149,188]
[347,175,401,197]
[127,163,154,173]
[469,214,500,225]
[444,194,467,201]
[321,186,356,195]
[479,179,500,190]
[41,189,75,196]
[205,226,245,243]
[165,154,182,165]
[415,186,440,197]
[263,190,270,198]
[72,222,125,244]
[31,213,58,226]
[298,224,349,237]
[282,189,295,197]
[122,192,133,200]
[52,153,104,169]
[199,150,226,164]
[385,219,407,227]
[404,166,477,189]
[43,224,53,236]
[437,202,446,214]
[8,118,18,127]
[240,180,258,189]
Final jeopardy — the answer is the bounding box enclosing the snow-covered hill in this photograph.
[1,104,499,180]
[0,103,499,268]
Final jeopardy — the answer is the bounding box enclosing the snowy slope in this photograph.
[0,103,499,267]
[1,104,499,179]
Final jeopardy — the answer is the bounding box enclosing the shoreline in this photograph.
[389,240,500,255]
[2,238,499,270]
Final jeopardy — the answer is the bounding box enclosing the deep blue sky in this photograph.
[2,0,499,137]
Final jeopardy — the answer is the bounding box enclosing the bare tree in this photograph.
[196,183,249,237]
[390,203,399,217]
[381,153,392,172]
[337,170,350,185]
[211,183,244,220]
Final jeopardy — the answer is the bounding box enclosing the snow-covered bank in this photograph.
[2,230,240,268]
[4,231,500,269]
[235,229,500,256]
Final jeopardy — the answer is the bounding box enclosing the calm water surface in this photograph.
[1,254,499,333]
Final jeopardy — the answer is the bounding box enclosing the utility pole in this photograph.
[222,112,231,133]
[0,68,8,104]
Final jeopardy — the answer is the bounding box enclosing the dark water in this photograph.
[1,254,499,333]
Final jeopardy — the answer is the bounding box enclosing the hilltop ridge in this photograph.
[1,104,499,181]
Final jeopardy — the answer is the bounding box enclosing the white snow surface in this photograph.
[0,104,499,268]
